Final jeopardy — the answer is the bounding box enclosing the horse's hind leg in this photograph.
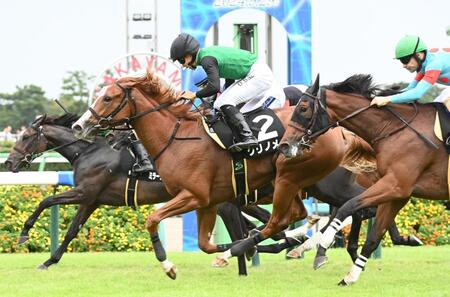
[319,172,415,252]
[37,204,97,269]
[18,189,84,244]
[339,199,408,286]
[388,223,423,246]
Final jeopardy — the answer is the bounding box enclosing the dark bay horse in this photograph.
[4,114,172,269]
[72,71,373,278]
[279,74,448,285]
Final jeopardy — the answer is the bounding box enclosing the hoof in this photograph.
[307,215,321,225]
[313,256,328,270]
[338,279,349,286]
[245,246,257,261]
[18,235,29,245]
[213,256,229,268]
[286,248,303,259]
[37,264,48,270]
[409,235,423,246]
[211,257,229,268]
[166,266,177,280]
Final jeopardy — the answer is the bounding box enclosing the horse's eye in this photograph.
[299,107,308,112]
[104,96,112,102]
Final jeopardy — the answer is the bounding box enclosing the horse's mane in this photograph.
[325,74,402,99]
[119,71,200,120]
[39,113,81,128]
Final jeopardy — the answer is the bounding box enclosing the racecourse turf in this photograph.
[0,246,448,297]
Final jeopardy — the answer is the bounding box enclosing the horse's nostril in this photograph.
[4,160,12,170]
[278,143,290,156]
[72,124,82,132]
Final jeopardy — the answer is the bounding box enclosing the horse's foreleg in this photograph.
[38,204,97,269]
[339,199,408,286]
[312,207,337,268]
[224,180,302,259]
[262,180,303,238]
[18,189,84,244]
[145,189,207,280]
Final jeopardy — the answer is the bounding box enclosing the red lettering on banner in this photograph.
[167,69,181,87]
[103,75,116,85]
[146,55,157,70]
[130,56,142,72]
[114,63,129,77]
[156,61,167,75]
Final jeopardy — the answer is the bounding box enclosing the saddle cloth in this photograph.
[201,107,285,158]
[124,169,162,209]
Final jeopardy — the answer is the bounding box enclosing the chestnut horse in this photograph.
[4,113,281,273]
[72,71,373,279]
[279,74,448,285]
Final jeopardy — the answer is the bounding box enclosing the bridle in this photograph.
[13,124,81,167]
[88,83,176,129]
[289,89,374,148]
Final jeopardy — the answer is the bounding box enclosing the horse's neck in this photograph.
[326,91,391,145]
[131,98,185,159]
[45,126,89,164]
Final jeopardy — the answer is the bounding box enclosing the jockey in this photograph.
[170,33,285,151]
[371,35,450,109]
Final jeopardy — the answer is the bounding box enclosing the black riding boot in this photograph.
[220,105,258,151]
[130,140,153,173]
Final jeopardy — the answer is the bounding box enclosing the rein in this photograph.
[384,105,439,149]
[89,83,177,129]
[90,83,202,161]
[295,90,439,150]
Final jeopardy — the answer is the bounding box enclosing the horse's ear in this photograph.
[146,67,155,80]
[311,73,320,95]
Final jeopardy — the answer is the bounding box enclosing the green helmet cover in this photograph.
[395,35,427,59]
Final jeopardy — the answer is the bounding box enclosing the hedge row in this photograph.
[0,185,154,253]
[342,198,449,247]
[0,185,448,253]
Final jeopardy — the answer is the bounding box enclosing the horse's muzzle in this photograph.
[72,123,97,142]
[4,160,12,171]
[278,141,301,159]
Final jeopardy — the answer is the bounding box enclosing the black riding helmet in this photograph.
[170,33,200,64]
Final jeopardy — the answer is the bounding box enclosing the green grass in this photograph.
[0,246,449,297]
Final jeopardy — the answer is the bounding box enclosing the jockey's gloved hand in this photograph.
[370,96,391,107]
[180,90,197,101]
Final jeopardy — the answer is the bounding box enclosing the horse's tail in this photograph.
[340,128,377,174]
